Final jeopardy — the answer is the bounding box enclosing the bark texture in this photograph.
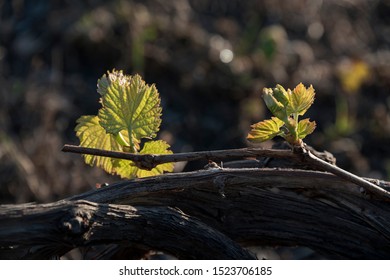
[1,168,390,259]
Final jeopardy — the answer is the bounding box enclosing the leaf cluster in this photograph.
[247,83,316,145]
[75,70,174,178]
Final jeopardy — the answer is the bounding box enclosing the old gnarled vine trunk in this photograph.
[1,167,390,259]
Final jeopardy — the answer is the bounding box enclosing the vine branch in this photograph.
[62,144,322,168]
[61,143,390,200]
[295,144,390,200]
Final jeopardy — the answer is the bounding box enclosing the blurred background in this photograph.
[0,0,390,206]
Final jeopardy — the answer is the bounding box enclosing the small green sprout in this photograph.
[247,83,316,145]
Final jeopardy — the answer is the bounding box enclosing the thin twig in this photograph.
[62,143,390,199]
[295,144,390,200]
[62,144,296,169]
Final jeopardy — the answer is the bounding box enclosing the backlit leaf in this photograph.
[75,70,174,179]
[248,83,317,145]
[297,118,316,139]
[287,83,315,116]
[273,84,290,107]
[75,115,124,174]
[262,88,288,121]
[76,116,173,179]
[115,140,174,178]
[98,70,162,150]
[247,117,284,142]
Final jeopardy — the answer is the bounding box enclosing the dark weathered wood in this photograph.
[1,167,390,259]
[61,144,336,170]
[294,145,390,200]
[62,144,390,199]
[0,200,255,260]
[68,168,390,259]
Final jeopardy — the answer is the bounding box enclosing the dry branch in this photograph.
[62,144,390,199]
[67,168,390,259]
[0,200,254,259]
[2,166,390,259]
[61,144,301,169]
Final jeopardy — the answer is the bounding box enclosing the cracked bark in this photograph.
[1,167,390,259]
[0,200,255,259]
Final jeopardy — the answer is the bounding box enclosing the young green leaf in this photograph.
[97,70,126,97]
[262,88,288,121]
[247,83,316,145]
[247,117,284,142]
[273,84,290,107]
[115,140,174,178]
[286,83,315,116]
[297,118,316,140]
[75,70,174,179]
[75,115,124,174]
[98,71,162,151]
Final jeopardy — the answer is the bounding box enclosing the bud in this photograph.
[273,84,289,107]
[262,88,287,121]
